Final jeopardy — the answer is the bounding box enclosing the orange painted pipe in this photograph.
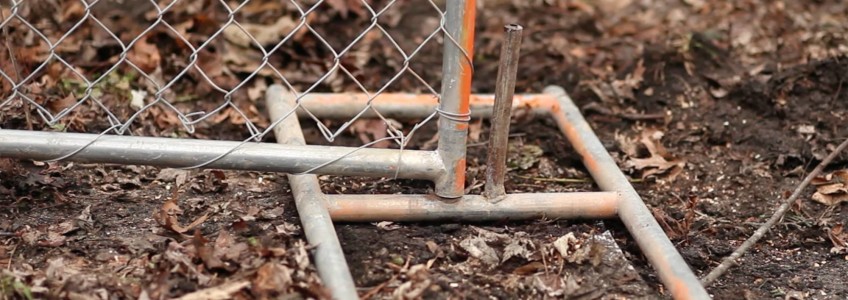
[543,86,709,299]
[324,192,619,222]
[294,93,559,120]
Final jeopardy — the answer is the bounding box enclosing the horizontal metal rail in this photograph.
[295,93,555,119]
[325,192,619,222]
[0,130,443,180]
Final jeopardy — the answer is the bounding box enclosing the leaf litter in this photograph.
[810,170,848,206]
[620,129,686,182]
[3,0,848,298]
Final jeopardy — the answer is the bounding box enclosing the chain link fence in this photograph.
[0,0,470,170]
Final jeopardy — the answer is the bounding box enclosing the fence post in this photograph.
[436,0,476,199]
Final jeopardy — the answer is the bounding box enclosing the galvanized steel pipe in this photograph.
[0,130,443,181]
[267,85,359,300]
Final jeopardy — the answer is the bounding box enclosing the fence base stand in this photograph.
[0,86,709,299]
[284,86,711,299]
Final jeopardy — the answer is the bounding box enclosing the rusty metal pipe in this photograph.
[484,24,523,201]
[267,85,359,300]
[544,86,709,299]
[324,192,619,222]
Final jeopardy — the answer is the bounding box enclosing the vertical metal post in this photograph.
[266,85,359,300]
[436,0,476,199]
[483,24,523,201]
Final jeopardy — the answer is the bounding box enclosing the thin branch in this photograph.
[701,137,848,286]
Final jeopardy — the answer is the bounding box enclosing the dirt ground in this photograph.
[2,0,848,299]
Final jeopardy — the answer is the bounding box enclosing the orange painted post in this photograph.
[435,0,476,199]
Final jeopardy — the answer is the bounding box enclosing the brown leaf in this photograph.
[624,129,686,181]
[349,119,398,148]
[828,224,847,254]
[223,17,296,47]
[252,262,293,296]
[325,0,366,18]
[458,236,499,267]
[610,59,645,100]
[155,197,209,234]
[811,170,848,206]
[127,35,161,73]
[47,94,77,114]
[214,229,248,262]
[175,280,250,300]
[192,230,229,271]
[513,261,545,275]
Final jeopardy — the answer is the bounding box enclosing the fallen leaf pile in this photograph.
[811,170,848,206]
[446,227,645,297]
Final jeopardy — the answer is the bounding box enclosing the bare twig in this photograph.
[701,137,848,286]
[7,243,16,270]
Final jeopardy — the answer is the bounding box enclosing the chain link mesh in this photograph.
[0,0,469,170]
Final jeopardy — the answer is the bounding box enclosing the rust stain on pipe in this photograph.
[291,92,559,109]
[325,192,619,222]
[457,0,476,123]
[543,86,709,299]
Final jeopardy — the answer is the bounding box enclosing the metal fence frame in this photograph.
[0,0,711,299]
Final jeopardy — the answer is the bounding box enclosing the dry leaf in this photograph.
[513,261,545,275]
[155,198,209,234]
[214,229,248,262]
[155,169,190,187]
[624,129,686,181]
[552,232,580,258]
[610,59,645,100]
[811,170,848,206]
[175,280,250,300]
[374,221,402,231]
[325,0,366,18]
[193,230,230,271]
[828,224,847,254]
[127,35,161,73]
[223,17,297,47]
[458,236,499,267]
[350,119,390,148]
[507,143,544,170]
[252,262,293,296]
[349,118,404,148]
[501,233,534,263]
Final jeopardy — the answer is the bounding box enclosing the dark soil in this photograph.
[2,0,848,299]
